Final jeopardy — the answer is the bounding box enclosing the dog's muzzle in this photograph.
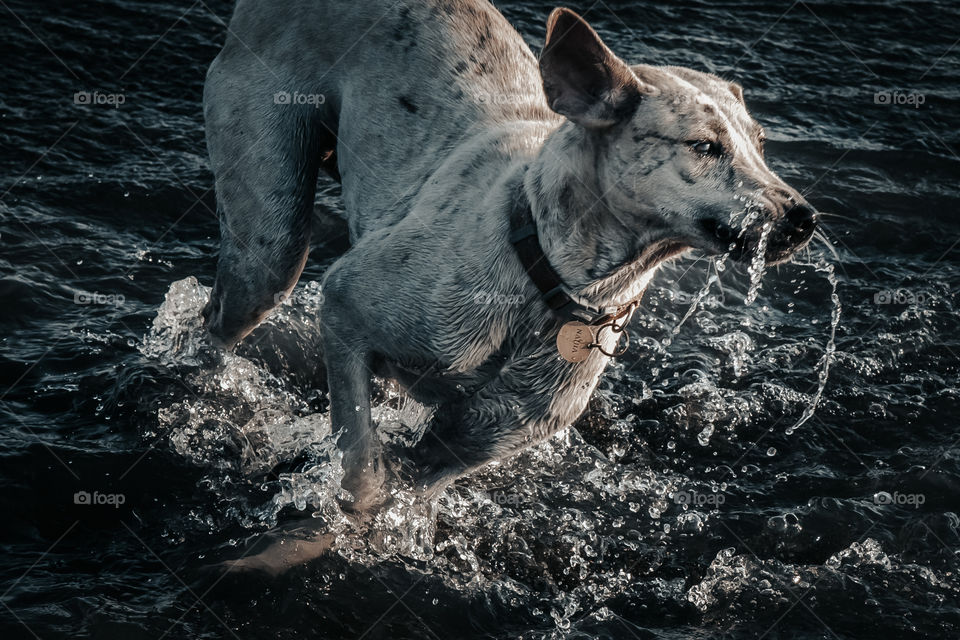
[701,202,818,265]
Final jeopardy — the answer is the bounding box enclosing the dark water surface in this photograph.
[2,1,960,638]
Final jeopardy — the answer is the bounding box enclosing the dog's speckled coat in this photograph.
[202,0,816,510]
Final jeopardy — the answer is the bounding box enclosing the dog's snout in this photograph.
[785,203,817,232]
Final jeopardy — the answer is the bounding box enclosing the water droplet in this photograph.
[697,425,714,446]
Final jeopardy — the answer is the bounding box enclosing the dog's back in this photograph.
[201,0,560,345]
[217,0,555,236]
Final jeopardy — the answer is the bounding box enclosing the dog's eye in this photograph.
[691,140,719,156]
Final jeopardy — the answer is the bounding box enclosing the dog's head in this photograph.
[539,8,816,266]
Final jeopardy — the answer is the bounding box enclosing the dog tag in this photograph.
[556,321,595,363]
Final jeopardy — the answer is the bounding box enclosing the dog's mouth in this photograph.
[697,212,817,266]
[649,240,692,265]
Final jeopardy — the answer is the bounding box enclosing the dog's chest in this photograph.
[391,309,615,420]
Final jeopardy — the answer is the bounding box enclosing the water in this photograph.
[2,1,960,638]
[785,258,842,436]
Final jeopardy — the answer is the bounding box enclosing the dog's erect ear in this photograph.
[728,82,745,103]
[539,7,641,128]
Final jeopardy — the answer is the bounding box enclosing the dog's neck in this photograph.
[522,122,670,308]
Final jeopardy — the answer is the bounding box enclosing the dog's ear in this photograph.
[539,7,641,128]
[728,82,745,103]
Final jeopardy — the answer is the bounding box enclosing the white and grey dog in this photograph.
[202,0,817,512]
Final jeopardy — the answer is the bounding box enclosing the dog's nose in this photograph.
[785,203,817,232]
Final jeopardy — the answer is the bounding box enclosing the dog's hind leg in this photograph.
[201,50,336,348]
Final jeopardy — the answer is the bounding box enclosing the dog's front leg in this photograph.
[404,392,557,499]
[321,317,383,513]
[402,354,601,499]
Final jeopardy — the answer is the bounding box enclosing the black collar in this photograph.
[509,191,621,325]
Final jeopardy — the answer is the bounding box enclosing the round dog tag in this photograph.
[556,321,595,363]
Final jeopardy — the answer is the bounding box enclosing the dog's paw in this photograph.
[395,444,463,500]
[337,473,394,517]
[336,489,392,516]
[207,531,338,578]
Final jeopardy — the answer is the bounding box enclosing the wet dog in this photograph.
[202,1,816,511]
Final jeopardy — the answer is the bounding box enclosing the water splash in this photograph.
[785,258,841,435]
[705,331,754,379]
[744,222,772,305]
[140,275,216,367]
[139,260,840,591]
[141,278,448,562]
[139,278,347,528]
[662,257,724,349]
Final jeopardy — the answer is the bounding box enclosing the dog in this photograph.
[202,1,817,513]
